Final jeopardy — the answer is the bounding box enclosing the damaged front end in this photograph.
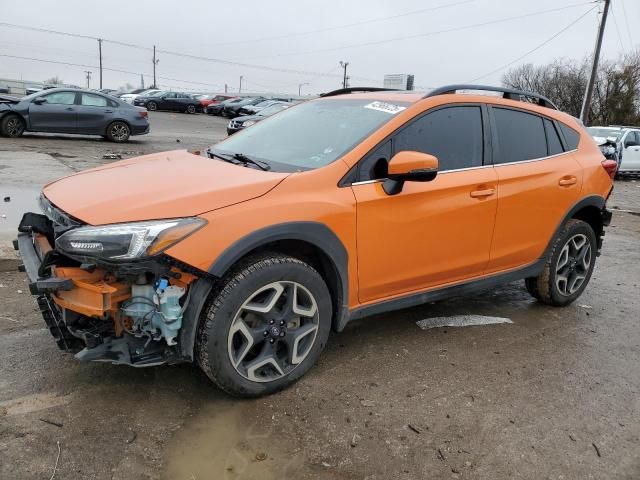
[15,195,208,367]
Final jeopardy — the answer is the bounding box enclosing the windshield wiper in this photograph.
[232,153,271,171]
[209,151,271,171]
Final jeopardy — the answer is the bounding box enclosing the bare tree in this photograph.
[44,75,63,85]
[502,50,639,125]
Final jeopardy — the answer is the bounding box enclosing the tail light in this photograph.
[138,110,148,118]
[601,159,617,180]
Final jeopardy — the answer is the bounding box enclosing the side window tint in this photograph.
[493,108,547,163]
[558,122,580,150]
[41,92,76,105]
[81,93,108,107]
[394,106,483,171]
[544,119,564,155]
[358,140,392,181]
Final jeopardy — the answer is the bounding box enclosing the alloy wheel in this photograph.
[555,233,591,296]
[227,281,320,383]
[6,117,23,136]
[110,123,129,141]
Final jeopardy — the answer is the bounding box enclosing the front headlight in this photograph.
[55,218,206,261]
[243,120,256,127]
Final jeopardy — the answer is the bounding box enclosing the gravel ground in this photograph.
[0,115,639,479]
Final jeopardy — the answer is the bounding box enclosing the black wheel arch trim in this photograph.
[543,194,608,257]
[209,221,349,327]
[176,222,350,361]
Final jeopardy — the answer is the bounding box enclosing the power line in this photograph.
[241,2,596,60]
[0,21,356,80]
[200,0,474,48]
[609,6,626,52]
[468,6,598,83]
[0,53,226,90]
[618,0,634,47]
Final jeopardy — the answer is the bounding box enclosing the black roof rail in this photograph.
[320,87,400,97]
[424,84,559,110]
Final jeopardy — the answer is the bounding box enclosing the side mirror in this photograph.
[383,151,438,195]
[32,97,47,105]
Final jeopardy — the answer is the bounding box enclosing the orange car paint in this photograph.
[42,92,612,316]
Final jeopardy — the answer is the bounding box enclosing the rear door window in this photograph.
[493,107,547,163]
[81,93,108,107]
[393,106,484,171]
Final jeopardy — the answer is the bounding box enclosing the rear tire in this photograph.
[0,114,25,138]
[525,219,597,306]
[105,121,130,143]
[186,104,196,114]
[196,254,332,397]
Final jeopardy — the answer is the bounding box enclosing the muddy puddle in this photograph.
[0,185,40,235]
[164,400,321,480]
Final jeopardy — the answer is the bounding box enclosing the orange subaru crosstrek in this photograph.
[16,85,614,396]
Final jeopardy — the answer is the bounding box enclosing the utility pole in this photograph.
[98,38,103,89]
[152,45,159,88]
[84,70,92,88]
[339,61,349,89]
[580,0,610,125]
[239,75,243,94]
[140,73,144,89]
[224,83,228,93]
[298,82,309,96]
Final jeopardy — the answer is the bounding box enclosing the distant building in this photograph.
[383,74,415,91]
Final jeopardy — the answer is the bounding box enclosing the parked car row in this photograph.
[587,125,640,176]
[226,102,292,135]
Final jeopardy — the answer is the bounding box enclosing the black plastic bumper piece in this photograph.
[16,233,73,294]
[37,295,83,352]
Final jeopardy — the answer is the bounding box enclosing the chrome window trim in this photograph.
[492,148,577,167]
[348,149,578,186]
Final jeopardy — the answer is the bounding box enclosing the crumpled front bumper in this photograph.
[14,231,72,294]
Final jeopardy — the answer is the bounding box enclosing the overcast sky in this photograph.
[0,0,637,94]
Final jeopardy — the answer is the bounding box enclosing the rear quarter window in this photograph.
[558,122,580,150]
[544,118,564,156]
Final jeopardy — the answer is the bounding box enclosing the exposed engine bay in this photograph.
[16,198,206,367]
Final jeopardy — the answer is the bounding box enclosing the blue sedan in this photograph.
[0,88,150,142]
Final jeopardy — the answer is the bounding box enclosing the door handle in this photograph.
[104,109,114,113]
[470,188,495,198]
[65,107,74,111]
[558,176,577,187]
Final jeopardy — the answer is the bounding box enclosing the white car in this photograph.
[618,128,640,175]
[120,89,161,105]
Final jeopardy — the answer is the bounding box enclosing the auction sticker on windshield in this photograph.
[364,101,407,115]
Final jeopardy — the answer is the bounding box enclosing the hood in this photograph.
[43,150,289,225]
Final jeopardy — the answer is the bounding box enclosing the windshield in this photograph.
[258,104,289,116]
[587,127,623,140]
[211,98,409,171]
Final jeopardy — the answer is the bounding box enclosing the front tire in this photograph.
[525,219,597,306]
[186,104,196,114]
[196,254,332,397]
[146,101,158,111]
[0,114,25,138]
[105,121,130,142]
